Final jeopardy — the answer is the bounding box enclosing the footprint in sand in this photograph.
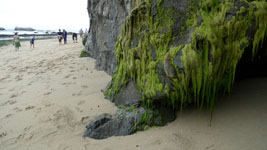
[204,144,215,150]
[16,133,33,140]
[10,66,17,71]
[81,85,88,89]
[5,114,13,118]
[21,91,26,95]
[24,126,32,132]
[44,92,52,96]
[0,132,7,138]
[17,134,25,140]
[41,131,58,139]
[44,103,53,107]
[61,82,74,87]
[52,108,76,129]
[0,75,10,82]
[34,107,42,113]
[81,116,90,124]
[75,107,83,113]
[9,88,15,92]
[8,100,17,105]
[13,107,23,112]
[25,106,35,110]
[15,75,23,81]
[72,77,77,80]
[10,94,19,99]
[72,91,82,97]
[77,100,85,105]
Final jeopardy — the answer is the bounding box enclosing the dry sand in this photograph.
[0,37,266,150]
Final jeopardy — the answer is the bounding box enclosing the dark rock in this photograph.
[151,45,157,61]
[0,27,5,31]
[164,53,178,79]
[114,80,142,107]
[130,37,139,49]
[197,13,203,25]
[14,26,35,31]
[174,50,184,74]
[85,0,133,75]
[83,106,176,139]
[226,8,236,21]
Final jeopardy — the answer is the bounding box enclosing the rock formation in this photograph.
[83,106,175,139]
[84,0,267,139]
[15,26,35,31]
[84,0,135,75]
[0,27,5,30]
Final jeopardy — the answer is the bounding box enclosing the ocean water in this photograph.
[0,29,56,35]
[0,29,78,41]
[0,29,57,41]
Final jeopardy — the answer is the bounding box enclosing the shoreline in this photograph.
[0,34,57,38]
[0,36,57,47]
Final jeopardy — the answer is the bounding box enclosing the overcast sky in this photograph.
[0,0,89,31]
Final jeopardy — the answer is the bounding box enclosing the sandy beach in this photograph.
[0,38,266,150]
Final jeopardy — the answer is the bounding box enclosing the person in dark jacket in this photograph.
[63,29,67,44]
[72,33,77,43]
[57,29,63,44]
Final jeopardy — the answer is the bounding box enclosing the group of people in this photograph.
[79,28,87,38]
[57,28,87,44]
[13,33,35,51]
[57,29,68,44]
[12,28,87,50]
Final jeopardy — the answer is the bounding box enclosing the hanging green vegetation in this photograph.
[105,0,267,113]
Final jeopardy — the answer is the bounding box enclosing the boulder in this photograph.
[0,27,5,30]
[83,106,176,139]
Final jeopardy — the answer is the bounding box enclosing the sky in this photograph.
[0,0,89,31]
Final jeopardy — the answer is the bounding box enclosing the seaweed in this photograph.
[105,0,267,114]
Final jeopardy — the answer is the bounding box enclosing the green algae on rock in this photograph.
[105,0,267,113]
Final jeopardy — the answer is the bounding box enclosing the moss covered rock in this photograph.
[104,0,267,112]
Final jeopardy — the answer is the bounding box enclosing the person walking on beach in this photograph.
[30,35,35,48]
[72,33,77,43]
[79,28,83,38]
[57,29,63,44]
[63,29,68,44]
[13,33,21,51]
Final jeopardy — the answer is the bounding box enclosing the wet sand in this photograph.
[0,38,266,150]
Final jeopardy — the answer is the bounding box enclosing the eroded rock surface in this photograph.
[83,106,176,139]
[85,0,135,75]
[84,0,267,139]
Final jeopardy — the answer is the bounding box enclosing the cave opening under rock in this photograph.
[235,36,267,81]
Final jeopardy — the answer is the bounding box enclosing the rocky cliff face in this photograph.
[85,0,137,75]
[84,0,267,139]
[101,0,266,110]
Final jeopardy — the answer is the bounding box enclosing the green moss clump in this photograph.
[106,0,267,113]
[82,33,88,46]
[80,50,88,57]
